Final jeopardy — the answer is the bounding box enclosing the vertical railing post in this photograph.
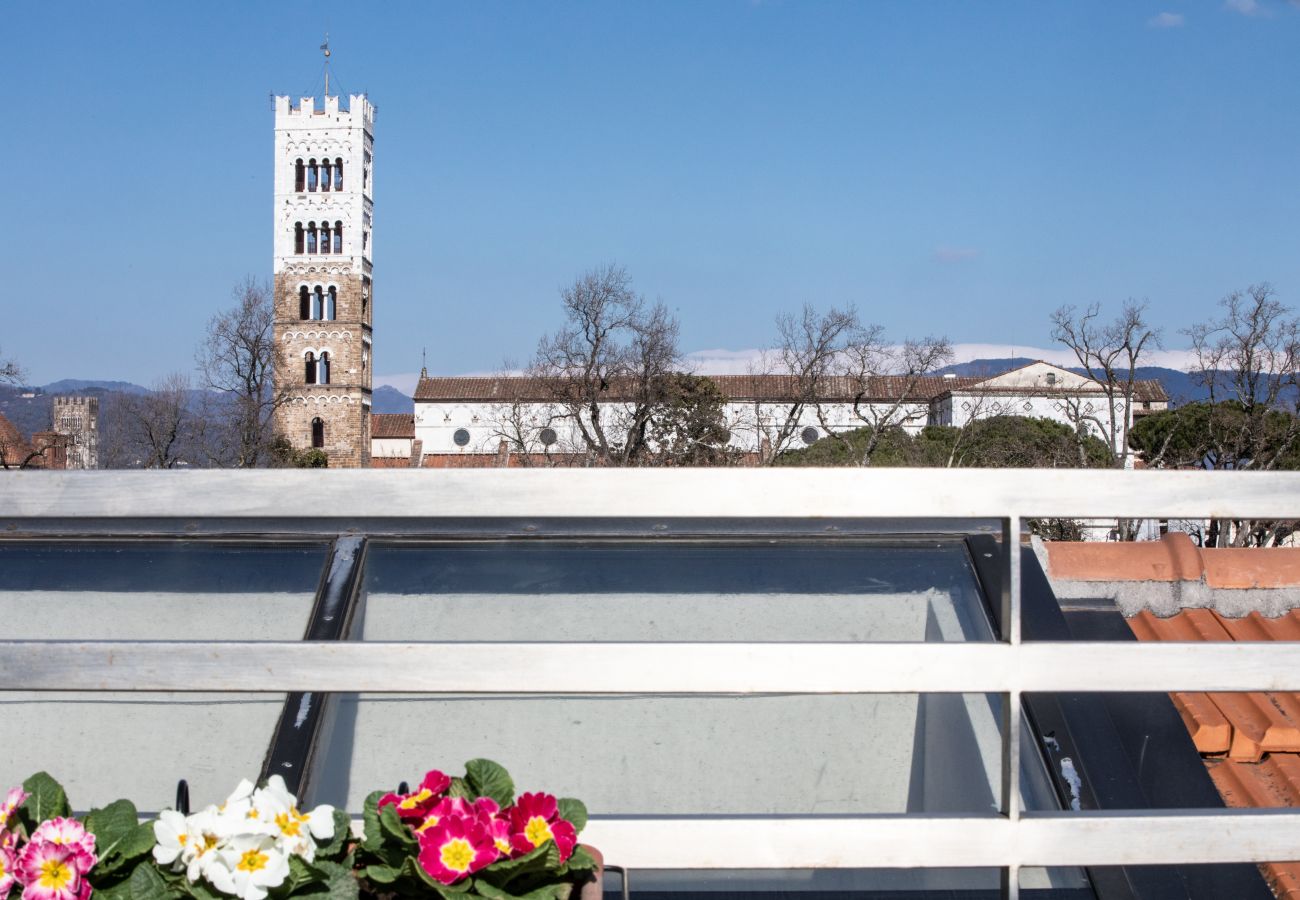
[1000,514,1022,899]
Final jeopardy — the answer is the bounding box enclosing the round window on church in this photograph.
[453,428,471,447]
[801,426,819,445]
[539,427,558,447]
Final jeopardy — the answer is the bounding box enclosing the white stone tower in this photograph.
[271,92,375,467]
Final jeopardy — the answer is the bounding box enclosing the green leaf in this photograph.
[20,771,70,827]
[481,844,548,880]
[464,760,514,808]
[378,803,417,847]
[313,859,360,900]
[284,856,326,894]
[555,799,587,835]
[476,884,572,900]
[363,864,400,885]
[360,790,386,851]
[125,863,179,900]
[86,801,155,872]
[401,856,471,896]
[564,846,596,872]
[313,808,353,861]
[448,777,472,801]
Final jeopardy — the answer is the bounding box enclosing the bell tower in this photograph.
[271,86,375,467]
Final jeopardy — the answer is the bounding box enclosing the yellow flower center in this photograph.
[196,833,220,856]
[177,833,188,846]
[494,837,511,854]
[524,816,553,848]
[237,849,269,873]
[274,812,301,837]
[439,838,474,873]
[399,789,432,811]
[415,814,441,833]
[37,859,73,890]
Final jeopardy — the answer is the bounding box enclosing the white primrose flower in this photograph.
[252,775,335,862]
[152,809,192,867]
[217,835,290,900]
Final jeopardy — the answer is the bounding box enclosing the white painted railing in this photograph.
[3,468,1300,898]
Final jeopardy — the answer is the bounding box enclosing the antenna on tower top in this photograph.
[421,348,428,378]
[320,35,331,97]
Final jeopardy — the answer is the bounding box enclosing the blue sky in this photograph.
[4,1,1299,389]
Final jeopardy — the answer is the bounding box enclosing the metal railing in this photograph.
[3,468,1300,898]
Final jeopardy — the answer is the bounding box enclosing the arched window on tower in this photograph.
[304,352,317,384]
[326,286,337,321]
[306,223,317,254]
[321,159,332,192]
[311,418,324,449]
[333,221,343,254]
[294,159,305,192]
[307,159,318,192]
[318,352,331,385]
[334,158,343,190]
[298,286,310,320]
[320,222,331,255]
[294,223,304,254]
[311,286,324,320]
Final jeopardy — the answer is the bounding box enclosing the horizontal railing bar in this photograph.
[3,469,1299,520]
[6,641,1300,693]
[580,809,1300,869]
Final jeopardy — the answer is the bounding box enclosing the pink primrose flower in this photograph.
[15,841,89,900]
[0,844,16,900]
[507,792,576,862]
[378,770,452,823]
[28,821,95,863]
[0,791,25,831]
[415,815,497,885]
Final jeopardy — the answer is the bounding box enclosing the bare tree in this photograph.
[0,348,23,386]
[532,264,681,466]
[100,374,198,469]
[196,278,286,467]
[1050,300,1160,469]
[1185,282,1300,546]
[844,334,953,466]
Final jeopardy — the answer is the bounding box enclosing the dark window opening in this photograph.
[326,287,337,322]
[294,223,304,255]
[453,428,471,447]
[321,160,331,193]
[294,160,305,192]
[333,221,343,254]
[539,427,558,447]
[310,417,324,448]
[298,286,310,320]
[304,352,316,384]
[306,223,317,254]
[334,158,343,191]
[320,223,331,255]
[801,426,820,445]
[312,287,324,321]
[319,352,331,385]
[307,159,318,192]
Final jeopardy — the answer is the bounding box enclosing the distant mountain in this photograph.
[373,384,413,414]
[39,379,150,395]
[935,358,1207,405]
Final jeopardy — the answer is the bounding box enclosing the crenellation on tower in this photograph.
[271,90,374,467]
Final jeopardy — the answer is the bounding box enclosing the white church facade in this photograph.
[372,361,1168,467]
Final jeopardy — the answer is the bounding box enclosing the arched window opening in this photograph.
[307,159,318,192]
[306,223,318,254]
[334,158,344,190]
[304,352,316,384]
[320,159,332,192]
[318,352,331,385]
[294,160,305,192]
[311,418,324,449]
[362,342,370,371]
[326,287,337,321]
[298,286,310,320]
[320,222,331,255]
[294,223,304,254]
[311,286,324,320]
[333,221,343,254]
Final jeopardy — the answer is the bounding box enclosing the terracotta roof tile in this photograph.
[370,413,414,439]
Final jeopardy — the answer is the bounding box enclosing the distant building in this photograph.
[271,91,375,468]
[51,396,99,469]
[382,361,1168,467]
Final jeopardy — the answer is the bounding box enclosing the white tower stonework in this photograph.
[272,93,375,467]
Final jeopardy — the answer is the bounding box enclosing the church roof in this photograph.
[370,413,415,439]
